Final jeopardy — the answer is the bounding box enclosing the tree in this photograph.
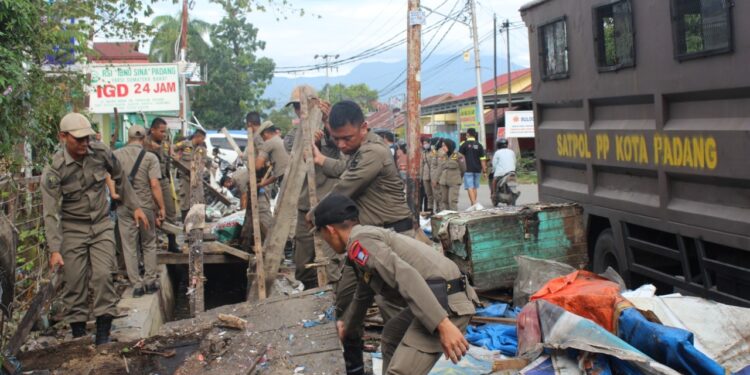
[190,2,275,129]
[149,15,213,63]
[266,106,295,136]
[320,83,379,113]
[0,0,156,172]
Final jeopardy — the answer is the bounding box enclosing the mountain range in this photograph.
[262,54,526,107]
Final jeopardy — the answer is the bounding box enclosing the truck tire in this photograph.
[592,229,627,276]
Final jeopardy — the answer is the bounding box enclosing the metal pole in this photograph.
[469,0,486,146]
[505,19,511,110]
[406,0,422,221]
[493,14,498,146]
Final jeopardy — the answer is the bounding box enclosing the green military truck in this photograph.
[521,0,750,306]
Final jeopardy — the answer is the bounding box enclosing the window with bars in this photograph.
[539,17,569,80]
[671,0,733,60]
[594,0,635,72]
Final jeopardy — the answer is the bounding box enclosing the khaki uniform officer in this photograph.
[436,139,465,211]
[420,138,433,213]
[144,117,180,253]
[255,121,290,232]
[312,194,478,375]
[114,125,166,297]
[430,140,446,212]
[42,113,149,345]
[312,100,414,375]
[174,129,207,221]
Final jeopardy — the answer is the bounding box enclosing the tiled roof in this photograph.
[452,68,532,101]
[91,42,149,63]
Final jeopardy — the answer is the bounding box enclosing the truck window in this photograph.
[671,0,733,60]
[594,0,635,72]
[539,17,569,80]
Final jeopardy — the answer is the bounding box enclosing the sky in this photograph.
[138,0,532,77]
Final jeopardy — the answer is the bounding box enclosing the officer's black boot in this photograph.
[167,234,180,253]
[342,335,365,375]
[95,315,113,345]
[70,322,87,338]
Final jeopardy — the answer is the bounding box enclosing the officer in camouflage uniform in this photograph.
[144,117,180,252]
[312,194,478,375]
[42,113,149,345]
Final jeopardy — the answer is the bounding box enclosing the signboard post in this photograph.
[505,110,535,138]
[88,63,180,114]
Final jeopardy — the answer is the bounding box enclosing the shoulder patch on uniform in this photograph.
[348,240,369,266]
[46,174,60,190]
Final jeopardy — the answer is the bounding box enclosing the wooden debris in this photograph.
[470,316,517,325]
[159,221,183,236]
[492,358,530,372]
[170,156,232,206]
[139,349,176,358]
[188,150,206,316]
[217,313,248,330]
[203,241,251,262]
[245,127,266,300]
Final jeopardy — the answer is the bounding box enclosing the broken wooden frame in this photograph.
[187,147,206,316]
[244,127,267,300]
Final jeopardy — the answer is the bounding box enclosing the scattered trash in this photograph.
[513,256,576,307]
[293,365,305,373]
[212,210,245,243]
[217,313,247,330]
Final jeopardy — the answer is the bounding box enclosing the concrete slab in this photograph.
[112,265,174,341]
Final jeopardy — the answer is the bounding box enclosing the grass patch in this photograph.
[517,172,538,184]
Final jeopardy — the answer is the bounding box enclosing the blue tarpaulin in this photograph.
[465,323,518,356]
[618,308,725,375]
[475,302,521,318]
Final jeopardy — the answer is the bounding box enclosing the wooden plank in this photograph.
[299,91,328,287]
[470,316,517,325]
[159,221,183,236]
[2,268,62,372]
[158,253,245,265]
[492,358,530,372]
[202,241,253,262]
[219,127,244,156]
[188,148,206,316]
[170,156,232,206]
[252,86,316,298]
[245,127,266,300]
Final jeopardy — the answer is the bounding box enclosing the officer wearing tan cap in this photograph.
[42,112,149,345]
[312,194,478,375]
[114,125,166,297]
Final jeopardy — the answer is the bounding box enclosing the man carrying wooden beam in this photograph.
[286,86,341,290]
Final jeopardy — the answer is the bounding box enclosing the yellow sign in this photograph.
[458,105,477,132]
[556,132,718,170]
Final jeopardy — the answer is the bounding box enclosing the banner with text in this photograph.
[88,64,180,114]
[505,110,535,138]
[458,105,477,132]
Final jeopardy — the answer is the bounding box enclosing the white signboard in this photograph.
[88,63,180,114]
[505,110,535,138]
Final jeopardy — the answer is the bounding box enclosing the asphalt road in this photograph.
[456,183,539,211]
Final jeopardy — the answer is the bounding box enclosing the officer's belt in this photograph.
[384,217,413,233]
[446,276,467,294]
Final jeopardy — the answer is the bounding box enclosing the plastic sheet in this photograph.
[475,302,521,319]
[465,323,518,356]
[513,256,576,307]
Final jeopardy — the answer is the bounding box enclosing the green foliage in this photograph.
[149,15,213,63]
[265,106,295,136]
[684,14,704,53]
[190,2,275,129]
[320,83,379,112]
[0,0,156,172]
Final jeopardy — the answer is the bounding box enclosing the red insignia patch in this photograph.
[348,240,369,266]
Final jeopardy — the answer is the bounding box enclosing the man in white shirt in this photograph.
[491,138,516,198]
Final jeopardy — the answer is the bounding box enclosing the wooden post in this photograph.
[245,128,266,300]
[112,107,120,148]
[188,147,205,315]
[406,0,422,223]
[299,93,328,287]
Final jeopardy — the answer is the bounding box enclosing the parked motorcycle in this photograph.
[492,171,520,206]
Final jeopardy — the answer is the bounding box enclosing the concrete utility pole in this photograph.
[504,19,511,110]
[406,0,422,219]
[469,0,486,146]
[493,14,498,144]
[314,54,339,102]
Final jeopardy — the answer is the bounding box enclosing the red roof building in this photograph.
[91,42,149,63]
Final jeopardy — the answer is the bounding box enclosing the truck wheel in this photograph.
[592,229,625,276]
